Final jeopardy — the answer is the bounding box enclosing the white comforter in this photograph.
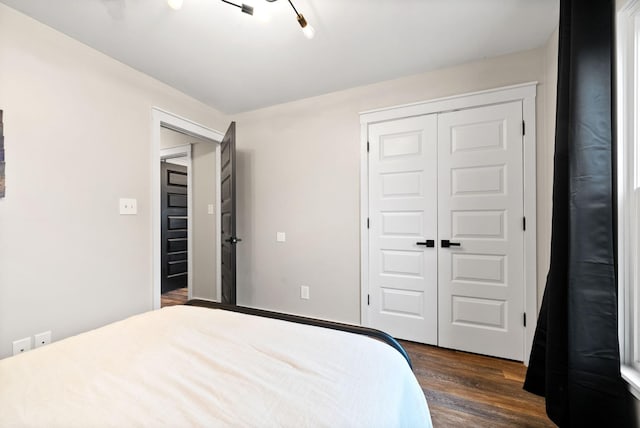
[0,305,432,428]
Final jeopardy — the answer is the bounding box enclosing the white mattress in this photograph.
[0,305,432,427]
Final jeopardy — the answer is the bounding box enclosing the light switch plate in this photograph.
[207,204,214,215]
[300,285,310,300]
[276,232,286,242]
[119,198,137,215]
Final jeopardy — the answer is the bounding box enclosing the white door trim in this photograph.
[160,144,193,301]
[617,0,640,397]
[360,82,537,124]
[152,107,224,309]
[359,82,538,364]
[160,144,191,160]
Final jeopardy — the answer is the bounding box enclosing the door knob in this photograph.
[441,239,461,248]
[416,240,435,248]
[225,237,242,244]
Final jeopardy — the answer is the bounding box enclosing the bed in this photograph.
[0,302,432,427]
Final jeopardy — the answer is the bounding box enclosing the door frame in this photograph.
[152,107,224,309]
[359,82,538,364]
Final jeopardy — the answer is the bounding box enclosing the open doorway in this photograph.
[160,146,190,307]
[152,108,225,310]
[160,155,188,305]
[159,129,219,307]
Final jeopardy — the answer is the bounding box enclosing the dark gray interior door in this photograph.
[161,161,188,294]
[220,122,239,304]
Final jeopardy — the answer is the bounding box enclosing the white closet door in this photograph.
[368,115,438,344]
[437,101,525,361]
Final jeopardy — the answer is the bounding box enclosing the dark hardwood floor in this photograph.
[161,287,188,307]
[402,340,554,427]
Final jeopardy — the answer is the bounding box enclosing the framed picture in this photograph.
[0,109,4,198]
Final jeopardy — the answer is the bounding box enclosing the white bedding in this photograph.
[0,305,432,427]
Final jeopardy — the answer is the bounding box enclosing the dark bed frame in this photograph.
[186,300,412,368]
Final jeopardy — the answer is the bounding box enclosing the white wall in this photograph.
[538,28,559,306]
[235,47,555,323]
[0,4,227,358]
[191,142,217,300]
[161,127,193,150]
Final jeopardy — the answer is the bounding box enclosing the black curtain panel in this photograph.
[523,0,636,426]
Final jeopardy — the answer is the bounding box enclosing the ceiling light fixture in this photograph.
[167,0,184,10]
[220,0,254,16]
[167,0,254,15]
[167,0,313,38]
[266,0,315,39]
[288,0,315,39]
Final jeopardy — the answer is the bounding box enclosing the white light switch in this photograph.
[276,232,286,242]
[119,198,137,215]
[207,204,214,215]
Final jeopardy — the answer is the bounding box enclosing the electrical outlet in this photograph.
[119,198,137,215]
[300,285,310,300]
[12,337,31,356]
[277,232,286,242]
[34,331,51,348]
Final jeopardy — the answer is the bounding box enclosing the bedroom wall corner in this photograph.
[0,3,228,359]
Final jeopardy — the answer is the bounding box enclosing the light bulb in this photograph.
[296,14,315,39]
[167,0,183,10]
[253,8,271,23]
[302,23,315,39]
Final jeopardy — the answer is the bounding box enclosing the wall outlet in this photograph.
[300,285,310,300]
[34,331,52,348]
[119,198,137,215]
[277,232,286,242]
[12,337,31,355]
[207,204,214,215]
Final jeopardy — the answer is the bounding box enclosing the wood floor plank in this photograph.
[161,287,188,307]
[402,340,554,427]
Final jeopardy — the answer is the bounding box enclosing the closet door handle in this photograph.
[416,240,435,248]
[441,240,461,248]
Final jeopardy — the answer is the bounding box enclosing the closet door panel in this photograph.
[368,115,438,344]
[437,101,525,361]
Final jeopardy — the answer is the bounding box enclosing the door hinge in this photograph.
[523,312,527,327]
[367,217,370,229]
[522,120,526,136]
[367,294,370,306]
[367,141,370,153]
[523,216,526,231]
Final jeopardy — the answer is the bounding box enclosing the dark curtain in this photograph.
[523,0,636,426]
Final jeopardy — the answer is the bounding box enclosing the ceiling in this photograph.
[0,0,559,113]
